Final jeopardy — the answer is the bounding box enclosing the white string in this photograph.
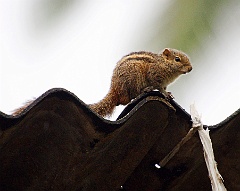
[190,104,227,191]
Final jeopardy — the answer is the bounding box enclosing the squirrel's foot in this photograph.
[143,86,154,93]
[164,91,174,101]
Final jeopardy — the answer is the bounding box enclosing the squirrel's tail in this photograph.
[89,90,118,117]
[12,99,35,116]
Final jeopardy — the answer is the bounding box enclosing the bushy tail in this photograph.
[89,90,118,117]
[12,99,35,116]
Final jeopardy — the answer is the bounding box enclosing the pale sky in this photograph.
[1,0,240,125]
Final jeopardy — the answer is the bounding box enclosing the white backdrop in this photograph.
[1,0,240,125]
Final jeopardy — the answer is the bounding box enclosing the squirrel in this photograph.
[89,48,192,117]
[12,48,192,117]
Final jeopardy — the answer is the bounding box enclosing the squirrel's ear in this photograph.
[163,48,171,58]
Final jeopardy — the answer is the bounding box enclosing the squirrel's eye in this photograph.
[175,56,181,62]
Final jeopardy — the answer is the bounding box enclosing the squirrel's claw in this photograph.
[143,86,155,93]
[164,91,174,100]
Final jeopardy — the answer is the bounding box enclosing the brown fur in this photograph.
[89,48,192,117]
[13,48,192,117]
[12,99,35,116]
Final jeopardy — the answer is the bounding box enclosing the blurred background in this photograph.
[0,0,240,125]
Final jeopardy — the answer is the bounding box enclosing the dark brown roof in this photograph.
[0,88,239,190]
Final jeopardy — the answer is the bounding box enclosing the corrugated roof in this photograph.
[0,88,239,190]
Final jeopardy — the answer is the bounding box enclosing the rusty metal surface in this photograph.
[0,88,239,190]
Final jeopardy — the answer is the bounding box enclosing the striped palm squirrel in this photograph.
[13,48,192,117]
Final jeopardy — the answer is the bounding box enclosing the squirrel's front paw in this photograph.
[143,86,154,93]
[164,92,174,100]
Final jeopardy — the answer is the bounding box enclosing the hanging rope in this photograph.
[157,104,227,191]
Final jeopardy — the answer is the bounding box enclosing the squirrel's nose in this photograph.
[188,66,192,72]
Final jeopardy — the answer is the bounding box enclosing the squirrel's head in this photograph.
[162,48,192,74]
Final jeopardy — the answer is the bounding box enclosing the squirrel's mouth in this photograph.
[182,66,192,74]
[182,70,188,74]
